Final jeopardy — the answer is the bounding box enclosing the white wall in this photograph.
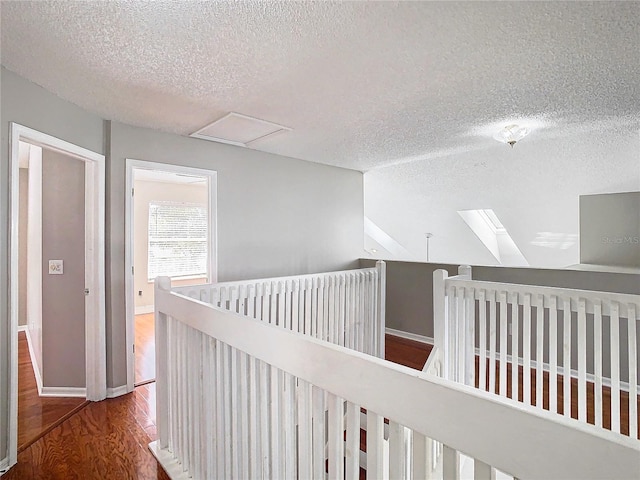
[26,146,42,380]
[133,179,208,309]
[365,129,640,268]
[18,169,28,327]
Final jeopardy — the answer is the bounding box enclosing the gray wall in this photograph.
[1,66,364,459]
[360,259,640,339]
[18,169,28,326]
[107,121,363,387]
[580,191,640,268]
[41,150,86,388]
[0,67,105,463]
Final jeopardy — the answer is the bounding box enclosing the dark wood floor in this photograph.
[17,331,87,452]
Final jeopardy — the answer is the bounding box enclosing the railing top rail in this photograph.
[445,276,640,308]
[172,265,380,292]
[155,286,640,480]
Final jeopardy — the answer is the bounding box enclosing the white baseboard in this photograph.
[0,456,11,476]
[23,327,43,395]
[386,327,434,345]
[17,324,27,333]
[148,441,190,480]
[135,305,154,315]
[40,387,86,398]
[107,385,130,398]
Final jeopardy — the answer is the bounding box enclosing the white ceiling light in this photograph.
[493,124,529,147]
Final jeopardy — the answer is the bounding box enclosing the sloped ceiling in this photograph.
[2,1,639,266]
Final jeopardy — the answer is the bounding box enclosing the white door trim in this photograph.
[7,123,107,467]
[124,159,218,392]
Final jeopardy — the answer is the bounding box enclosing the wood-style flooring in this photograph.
[135,313,156,385]
[17,331,87,452]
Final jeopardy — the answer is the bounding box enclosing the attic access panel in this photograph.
[190,112,291,147]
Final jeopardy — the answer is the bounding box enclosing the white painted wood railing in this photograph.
[434,266,640,439]
[172,261,386,358]
[152,276,639,480]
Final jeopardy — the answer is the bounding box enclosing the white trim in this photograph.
[8,123,106,469]
[23,326,43,395]
[386,327,434,346]
[125,159,219,392]
[0,457,10,475]
[107,385,130,398]
[148,441,191,480]
[17,325,27,333]
[135,305,155,315]
[39,387,87,398]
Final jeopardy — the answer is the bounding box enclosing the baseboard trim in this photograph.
[23,327,43,395]
[17,325,27,333]
[0,456,10,476]
[149,441,190,479]
[386,328,434,345]
[107,385,130,398]
[40,387,86,398]
[135,305,154,315]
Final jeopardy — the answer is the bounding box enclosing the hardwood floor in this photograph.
[6,331,636,478]
[135,313,156,385]
[17,331,87,452]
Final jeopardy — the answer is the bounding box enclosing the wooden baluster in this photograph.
[291,279,300,333]
[259,360,271,479]
[388,421,405,480]
[304,278,312,336]
[523,294,532,407]
[215,339,226,479]
[549,295,558,413]
[239,352,250,479]
[593,301,603,428]
[311,277,319,338]
[499,291,508,396]
[283,373,296,480]
[611,301,621,433]
[271,281,280,326]
[377,261,387,359]
[447,286,458,382]
[248,356,260,480]
[479,290,487,391]
[357,273,365,353]
[627,304,638,439]
[536,294,544,409]
[457,287,466,383]
[474,459,496,480]
[205,337,216,478]
[312,386,325,480]
[562,298,571,418]
[367,411,385,479]
[154,277,170,450]
[328,276,336,344]
[270,366,283,479]
[345,402,361,480]
[465,287,475,388]
[442,445,460,480]
[577,298,587,422]
[262,283,270,324]
[488,290,497,393]
[339,274,346,348]
[297,380,313,480]
[318,276,326,340]
[511,293,519,402]
[327,393,345,480]
[230,348,240,478]
[412,431,427,480]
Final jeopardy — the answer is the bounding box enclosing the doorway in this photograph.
[8,123,106,468]
[125,160,217,390]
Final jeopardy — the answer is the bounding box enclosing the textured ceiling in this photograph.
[2,1,639,267]
[2,1,638,171]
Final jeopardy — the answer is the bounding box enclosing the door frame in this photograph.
[7,123,106,466]
[124,159,218,391]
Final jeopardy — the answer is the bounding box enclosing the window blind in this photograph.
[148,202,208,280]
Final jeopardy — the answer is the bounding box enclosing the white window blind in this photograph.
[148,202,208,280]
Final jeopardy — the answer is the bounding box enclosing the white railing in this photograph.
[152,276,639,480]
[172,261,386,358]
[434,266,640,439]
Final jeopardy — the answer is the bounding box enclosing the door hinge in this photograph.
[131,187,134,196]
[133,344,135,353]
[132,266,134,275]
[84,288,90,296]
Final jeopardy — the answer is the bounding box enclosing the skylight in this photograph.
[477,209,505,233]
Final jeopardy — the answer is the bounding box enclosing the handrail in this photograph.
[153,280,639,480]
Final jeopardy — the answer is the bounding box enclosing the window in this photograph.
[148,202,208,280]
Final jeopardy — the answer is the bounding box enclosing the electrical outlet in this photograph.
[48,260,63,275]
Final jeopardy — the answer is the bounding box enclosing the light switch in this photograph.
[48,260,63,275]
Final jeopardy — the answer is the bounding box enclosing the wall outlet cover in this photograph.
[49,259,63,275]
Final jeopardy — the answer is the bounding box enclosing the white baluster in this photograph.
[536,294,544,409]
[577,298,587,422]
[562,298,571,418]
[594,301,603,428]
[611,301,621,433]
[511,293,520,402]
[499,291,508,396]
[523,294,532,407]
[627,304,638,439]
[549,295,558,413]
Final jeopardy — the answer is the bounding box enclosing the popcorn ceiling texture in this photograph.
[2,1,638,172]
[2,1,639,268]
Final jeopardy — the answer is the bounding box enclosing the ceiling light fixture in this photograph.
[493,124,529,147]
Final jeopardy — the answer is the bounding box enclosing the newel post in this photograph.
[433,269,448,377]
[376,260,386,359]
[155,276,171,449]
